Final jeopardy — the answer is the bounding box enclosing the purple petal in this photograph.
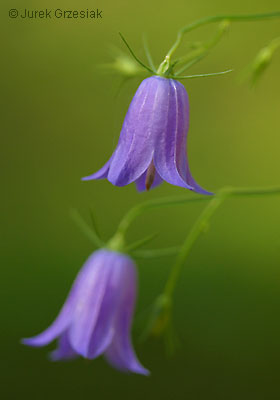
[22,250,110,348]
[135,168,163,192]
[107,77,165,186]
[50,332,78,361]
[105,262,149,376]
[81,157,111,181]
[154,79,211,194]
[185,165,213,195]
[68,250,113,358]
[84,253,134,359]
[22,275,83,347]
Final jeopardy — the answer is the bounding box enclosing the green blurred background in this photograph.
[2,0,280,398]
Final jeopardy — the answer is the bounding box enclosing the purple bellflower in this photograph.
[22,249,149,376]
[83,76,211,194]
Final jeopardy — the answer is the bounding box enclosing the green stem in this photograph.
[167,11,280,59]
[174,20,230,75]
[116,195,208,238]
[163,185,280,298]
[172,69,232,80]
[72,185,280,258]
[163,190,227,297]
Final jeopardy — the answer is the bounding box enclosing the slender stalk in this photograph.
[175,20,230,75]
[163,191,227,297]
[116,195,209,237]
[72,185,280,260]
[119,32,156,74]
[163,185,280,298]
[143,34,156,71]
[174,55,206,76]
[228,185,280,197]
[125,232,158,252]
[172,69,232,80]
[70,209,104,248]
[167,12,280,59]
[117,185,280,242]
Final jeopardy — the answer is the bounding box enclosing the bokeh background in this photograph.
[1,0,280,398]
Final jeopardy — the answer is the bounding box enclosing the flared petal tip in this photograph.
[105,350,150,376]
[132,365,150,376]
[192,187,214,196]
[112,363,150,376]
[21,337,44,347]
[49,350,78,362]
[81,175,95,181]
[81,159,112,182]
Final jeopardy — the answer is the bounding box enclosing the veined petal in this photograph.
[85,253,134,359]
[153,79,192,189]
[81,157,111,181]
[108,77,166,186]
[82,76,211,193]
[185,166,213,195]
[105,262,149,375]
[21,262,91,347]
[154,79,211,194]
[69,250,113,358]
[50,332,78,361]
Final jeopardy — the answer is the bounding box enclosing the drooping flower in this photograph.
[22,249,149,375]
[82,76,211,194]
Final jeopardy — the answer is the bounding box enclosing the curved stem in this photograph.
[116,195,208,238]
[174,20,230,75]
[117,185,280,241]
[167,11,280,59]
[163,185,280,298]
[173,69,233,80]
[163,191,227,297]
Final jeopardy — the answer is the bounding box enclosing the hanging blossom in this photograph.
[22,249,149,375]
[82,76,212,194]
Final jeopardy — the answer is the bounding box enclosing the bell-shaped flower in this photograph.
[22,249,149,375]
[82,76,211,194]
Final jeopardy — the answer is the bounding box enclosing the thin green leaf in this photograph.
[173,69,233,79]
[89,209,102,241]
[132,246,180,259]
[143,34,156,71]
[125,232,159,252]
[174,54,207,75]
[119,32,156,74]
[70,209,104,248]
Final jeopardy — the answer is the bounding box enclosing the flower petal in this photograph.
[22,274,84,347]
[22,250,111,349]
[68,250,113,358]
[105,262,149,375]
[86,253,138,359]
[107,77,166,186]
[185,165,213,195]
[81,157,111,181]
[50,332,78,361]
[154,79,211,194]
[153,79,191,189]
